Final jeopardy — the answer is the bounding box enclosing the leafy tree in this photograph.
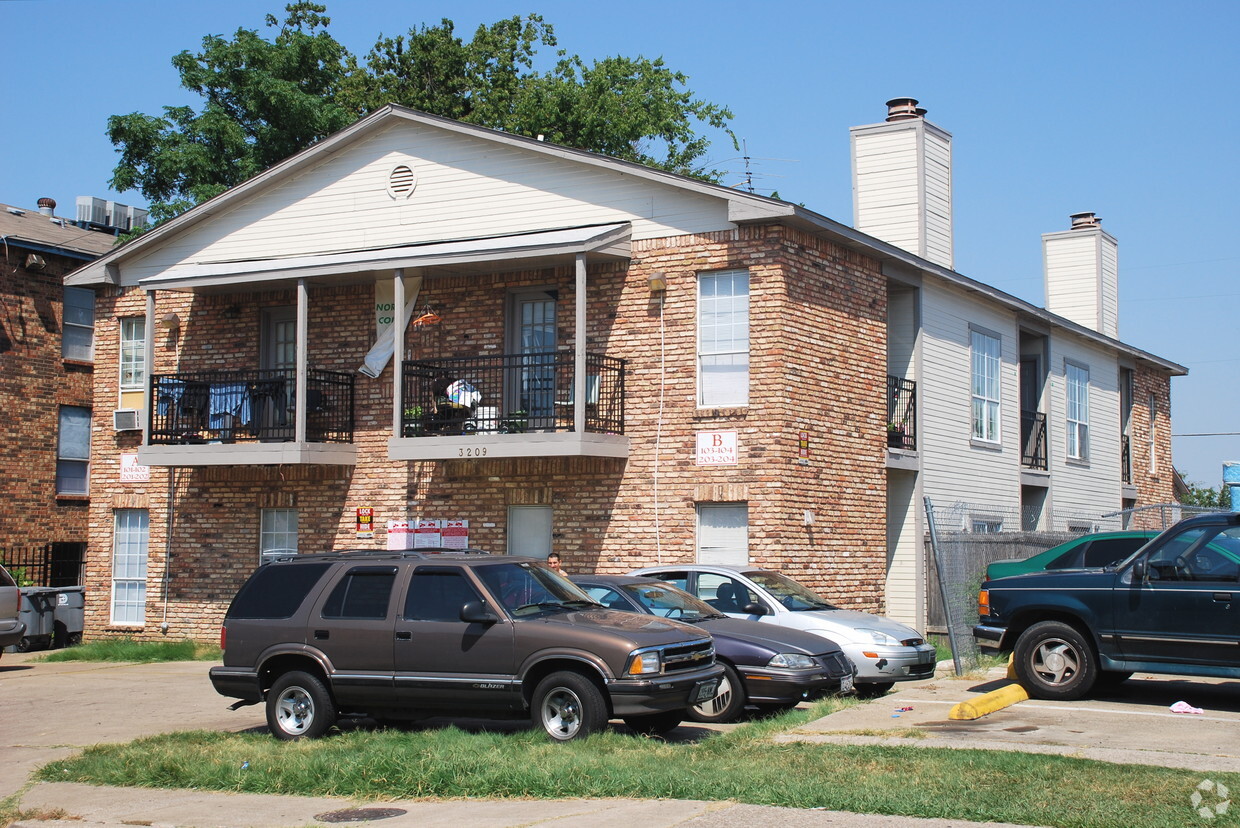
[108,3,734,222]
[1178,474,1232,509]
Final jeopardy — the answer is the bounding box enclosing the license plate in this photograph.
[691,678,719,703]
[840,674,854,694]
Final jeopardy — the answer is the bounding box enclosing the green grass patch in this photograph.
[35,637,220,663]
[35,700,1238,828]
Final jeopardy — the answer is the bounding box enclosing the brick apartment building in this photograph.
[0,199,113,584]
[64,102,1181,642]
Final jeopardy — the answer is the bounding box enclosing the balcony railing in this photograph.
[401,352,625,437]
[1021,410,1048,470]
[149,369,354,445]
[886,375,916,450]
[1122,434,1132,483]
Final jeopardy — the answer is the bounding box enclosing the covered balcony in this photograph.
[1021,410,1048,470]
[886,376,917,451]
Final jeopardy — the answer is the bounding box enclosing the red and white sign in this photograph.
[441,519,470,549]
[386,519,412,550]
[356,507,374,539]
[696,431,738,465]
[119,454,150,482]
[413,519,443,548]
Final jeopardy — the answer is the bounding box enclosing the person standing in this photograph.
[546,551,567,576]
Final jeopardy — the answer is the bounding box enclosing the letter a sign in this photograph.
[696,430,738,466]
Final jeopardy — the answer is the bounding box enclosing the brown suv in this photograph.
[209,550,722,741]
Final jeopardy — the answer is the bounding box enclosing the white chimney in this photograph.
[850,97,954,270]
[1042,212,1119,338]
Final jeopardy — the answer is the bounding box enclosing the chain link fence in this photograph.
[923,498,1227,673]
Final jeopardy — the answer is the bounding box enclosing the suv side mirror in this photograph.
[742,602,767,616]
[1131,559,1148,583]
[460,600,499,624]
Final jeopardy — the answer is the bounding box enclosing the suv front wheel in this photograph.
[1013,621,1097,700]
[267,670,337,740]
[532,671,607,741]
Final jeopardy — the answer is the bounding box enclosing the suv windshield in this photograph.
[748,571,840,611]
[476,561,597,616]
[623,582,721,621]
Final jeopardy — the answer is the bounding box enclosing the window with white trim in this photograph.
[62,287,95,361]
[56,406,91,495]
[970,329,1001,443]
[698,270,749,406]
[119,316,146,392]
[696,503,749,566]
[111,509,149,625]
[260,508,298,563]
[972,519,1003,534]
[1066,362,1090,461]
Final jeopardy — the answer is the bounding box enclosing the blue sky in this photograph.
[3,0,1237,487]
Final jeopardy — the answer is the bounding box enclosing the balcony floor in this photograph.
[388,431,629,460]
[138,441,358,467]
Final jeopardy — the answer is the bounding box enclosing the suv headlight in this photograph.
[627,650,662,675]
[858,628,900,646]
[767,653,816,669]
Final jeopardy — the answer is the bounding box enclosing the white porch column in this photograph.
[143,290,155,446]
[295,279,308,444]
[392,269,405,436]
[574,253,587,434]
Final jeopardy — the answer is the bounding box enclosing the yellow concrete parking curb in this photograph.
[948,682,1029,720]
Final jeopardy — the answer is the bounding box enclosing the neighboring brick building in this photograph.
[0,198,113,582]
[64,103,1182,641]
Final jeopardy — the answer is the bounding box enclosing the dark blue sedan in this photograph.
[573,574,855,722]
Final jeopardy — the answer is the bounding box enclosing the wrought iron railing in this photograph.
[148,369,354,444]
[1021,410,1048,470]
[1121,434,1132,483]
[401,352,625,437]
[886,375,917,450]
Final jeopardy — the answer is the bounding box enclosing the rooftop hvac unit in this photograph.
[76,196,107,226]
[112,409,141,432]
[105,201,131,231]
[128,206,149,230]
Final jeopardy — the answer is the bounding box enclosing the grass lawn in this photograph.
[35,637,221,663]
[34,700,1237,828]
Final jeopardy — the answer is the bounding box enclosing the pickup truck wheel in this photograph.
[687,663,745,723]
[623,710,683,736]
[533,671,607,741]
[267,670,336,740]
[1014,621,1097,700]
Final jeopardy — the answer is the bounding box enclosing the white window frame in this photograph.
[697,270,750,407]
[56,406,91,495]
[971,519,1003,534]
[111,509,149,626]
[62,287,95,362]
[260,508,299,563]
[507,505,553,558]
[696,503,749,566]
[970,327,1001,444]
[119,316,147,393]
[1066,361,1090,461]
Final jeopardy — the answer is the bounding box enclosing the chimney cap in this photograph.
[1069,211,1101,230]
[37,197,56,217]
[885,97,927,122]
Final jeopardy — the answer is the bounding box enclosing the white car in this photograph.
[630,564,937,697]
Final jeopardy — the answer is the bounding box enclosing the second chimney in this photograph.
[1043,212,1119,338]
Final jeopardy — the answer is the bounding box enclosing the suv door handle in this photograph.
[395,631,412,641]
[314,629,329,640]
[1213,593,1232,603]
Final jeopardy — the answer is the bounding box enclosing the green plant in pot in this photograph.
[403,404,425,436]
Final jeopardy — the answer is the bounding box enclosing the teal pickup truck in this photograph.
[974,513,1240,699]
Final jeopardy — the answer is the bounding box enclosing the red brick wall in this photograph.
[81,224,891,642]
[0,249,94,553]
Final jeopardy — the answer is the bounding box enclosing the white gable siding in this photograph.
[121,121,732,283]
[918,282,1023,523]
[1047,335,1122,524]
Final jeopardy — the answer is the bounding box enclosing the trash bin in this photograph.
[11,587,56,652]
[52,586,85,648]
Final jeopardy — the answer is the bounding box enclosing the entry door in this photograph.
[506,291,557,424]
[261,307,297,371]
[259,308,297,437]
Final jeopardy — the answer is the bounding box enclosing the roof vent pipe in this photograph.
[37,197,56,217]
[1069,211,1100,230]
[885,97,927,122]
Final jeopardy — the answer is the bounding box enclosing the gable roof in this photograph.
[0,202,115,260]
[63,104,1185,375]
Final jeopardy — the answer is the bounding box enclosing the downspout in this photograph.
[574,254,586,435]
[392,269,405,436]
[160,466,176,634]
[295,279,308,443]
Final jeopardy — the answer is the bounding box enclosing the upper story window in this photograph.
[62,287,95,362]
[119,317,146,392]
[970,328,1001,443]
[1066,361,1090,461]
[57,406,91,495]
[698,269,749,407]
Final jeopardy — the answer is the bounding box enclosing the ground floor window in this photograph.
[260,508,298,563]
[696,503,749,566]
[111,509,148,625]
[507,505,552,558]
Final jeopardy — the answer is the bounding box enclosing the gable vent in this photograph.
[387,164,417,200]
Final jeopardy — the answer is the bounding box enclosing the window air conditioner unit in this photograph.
[113,409,141,432]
